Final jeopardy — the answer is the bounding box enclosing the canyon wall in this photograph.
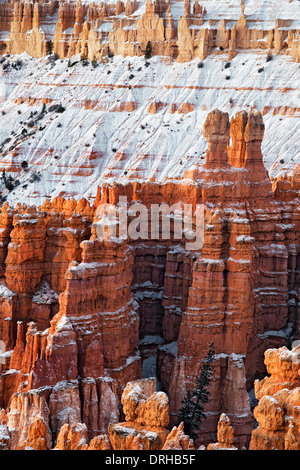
[0,108,299,449]
[0,0,299,63]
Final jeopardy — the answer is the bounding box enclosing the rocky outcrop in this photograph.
[54,422,89,450]
[162,421,195,450]
[108,378,169,450]
[2,343,300,450]
[207,414,238,450]
[1,0,299,63]
[250,344,300,450]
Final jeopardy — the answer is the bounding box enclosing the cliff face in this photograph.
[0,108,299,449]
[1,0,299,63]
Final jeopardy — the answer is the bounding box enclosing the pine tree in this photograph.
[92,56,98,68]
[46,40,53,56]
[178,343,215,440]
[144,41,152,59]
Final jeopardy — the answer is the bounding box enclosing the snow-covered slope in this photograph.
[169,0,300,27]
[0,49,299,206]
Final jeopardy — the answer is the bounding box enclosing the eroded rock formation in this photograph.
[250,344,300,450]
[0,108,299,450]
[1,342,300,450]
[108,378,170,450]
[207,414,238,450]
[1,377,194,450]
[0,0,299,62]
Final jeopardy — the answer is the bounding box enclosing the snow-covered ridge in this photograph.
[0,50,299,206]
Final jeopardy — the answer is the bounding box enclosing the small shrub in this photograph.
[225,75,230,80]
[258,67,264,73]
[1,169,15,191]
[49,104,65,113]
[29,171,41,183]
[11,59,22,70]
[266,53,273,62]
[80,55,89,66]
[21,160,28,169]
[197,62,204,68]
[224,61,231,69]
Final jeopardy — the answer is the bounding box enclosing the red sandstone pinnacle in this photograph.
[5,206,47,294]
[207,414,238,450]
[203,109,230,143]
[228,110,248,167]
[203,109,230,169]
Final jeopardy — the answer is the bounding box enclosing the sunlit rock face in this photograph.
[250,344,300,450]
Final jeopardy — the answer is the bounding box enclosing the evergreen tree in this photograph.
[144,41,152,59]
[46,40,53,56]
[178,343,215,440]
[1,169,15,191]
[92,56,98,68]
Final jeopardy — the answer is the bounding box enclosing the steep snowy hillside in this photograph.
[0,50,299,206]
